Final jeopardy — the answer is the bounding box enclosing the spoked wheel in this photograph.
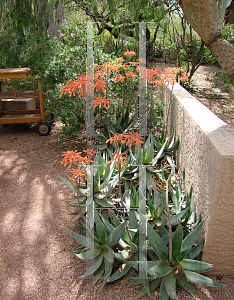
[36,121,51,136]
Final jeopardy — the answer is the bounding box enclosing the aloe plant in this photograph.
[67,211,126,285]
[153,127,180,160]
[59,152,123,209]
[126,219,223,299]
[93,109,134,151]
[60,134,225,299]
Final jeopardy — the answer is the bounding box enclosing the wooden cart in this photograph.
[0,68,51,135]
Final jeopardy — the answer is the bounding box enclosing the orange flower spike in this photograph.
[80,156,94,165]
[83,149,98,157]
[114,75,125,83]
[106,132,125,146]
[178,72,189,82]
[62,150,82,167]
[109,65,120,73]
[95,71,105,79]
[107,150,128,169]
[124,131,143,150]
[114,57,124,63]
[124,50,136,57]
[161,68,177,85]
[153,68,162,77]
[94,78,108,93]
[126,72,137,79]
[93,96,110,109]
[70,168,87,187]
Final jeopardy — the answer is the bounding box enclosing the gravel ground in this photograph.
[0,119,234,299]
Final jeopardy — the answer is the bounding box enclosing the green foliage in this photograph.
[154,128,180,160]
[93,109,134,151]
[207,70,234,94]
[60,127,224,298]
[222,24,234,45]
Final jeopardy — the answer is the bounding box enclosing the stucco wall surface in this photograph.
[161,83,234,275]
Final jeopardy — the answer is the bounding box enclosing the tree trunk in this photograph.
[48,0,63,38]
[208,36,234,85]
[180,0,234,85]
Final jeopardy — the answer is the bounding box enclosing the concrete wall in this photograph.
[160,83,234,275]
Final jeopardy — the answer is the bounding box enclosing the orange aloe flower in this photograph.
[178,72,189,82]
[80,155,94,165]
[60,74,88,98]
[95,71,105,79]
[94,78,108,92]
[71,168,87,187]
[114,75,125,83]
[114,57,124,63]
[109,65,120,73]
[62,150,82,167]
[106,131,125,146]
[93,96,110,109]
[161,67,183,85]
[126,72,137,79]
[124,50,136,57]
[83,149,97,157]
[124,131,143,150]
[107,150,128,169]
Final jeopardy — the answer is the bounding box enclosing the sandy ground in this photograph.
[1,67,234,300]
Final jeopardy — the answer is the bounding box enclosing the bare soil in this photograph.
[191,64,234,129]
[1,64,234,299]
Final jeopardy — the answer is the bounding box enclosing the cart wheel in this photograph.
[36,121,51,136]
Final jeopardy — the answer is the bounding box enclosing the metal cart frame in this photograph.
[0,68,51,135]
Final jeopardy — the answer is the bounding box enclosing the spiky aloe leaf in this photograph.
[186,239,204,260]
[94,210,106,236]
[143,135,154,164]
[129,209,138,238]
[71,220,86,233]
[103,250,114,264]
[107,263,132,282]
[135,146,142,165]
[180,259,213,273]
[79,254,103,278]
[111,211,121,227]
[184,270,225,287]
[172,225,183,260]
[170,208,189,225]
[147,262,173,278]
[151,139,168,165]
[66,227,94,249]
[165,270,178,299]
[93,261,105,285]
[136,278,161,299]
[176,271,196,297]
[126,260,161,271]
[108,222,125,248]
[151,243,169,262]
[181,221,204,252]
[147,222,168,252]
[160,277,169,300]
[75,248,101,260]
[59,175,77,193]
[95,198,113,207]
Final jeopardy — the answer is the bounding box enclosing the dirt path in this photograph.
[0,123,234,300]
